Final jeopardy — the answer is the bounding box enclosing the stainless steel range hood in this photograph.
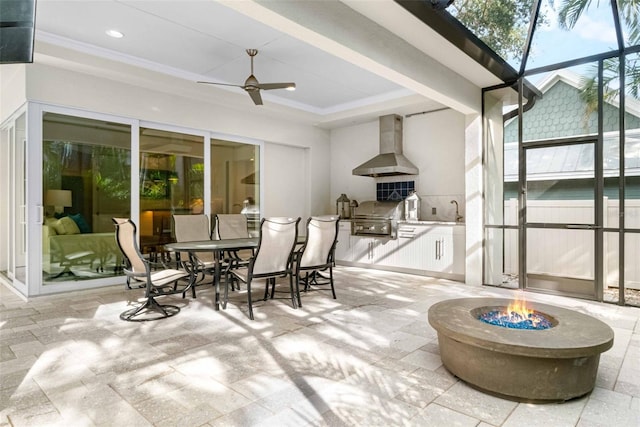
[352,114,419,177]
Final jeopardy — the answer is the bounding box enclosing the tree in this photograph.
[449,0,544,61]
[554,0,640,108]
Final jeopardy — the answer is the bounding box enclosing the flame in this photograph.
[506,295,539,326]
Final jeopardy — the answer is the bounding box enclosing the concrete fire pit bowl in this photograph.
[428,297,614,402]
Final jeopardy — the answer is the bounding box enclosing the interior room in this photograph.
[1,1,638,426]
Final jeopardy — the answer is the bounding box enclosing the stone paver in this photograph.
[1,267,639,426]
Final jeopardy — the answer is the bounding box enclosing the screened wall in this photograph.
[463,0,640,306]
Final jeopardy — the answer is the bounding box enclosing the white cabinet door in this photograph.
[423,226,454,273]
[423,226,465,274]
[372,238,397,267]
[395,225,428,270]
[335,221,351,262]
[350,236,373,263]
[451,226,465,275]
[346,235,397,265]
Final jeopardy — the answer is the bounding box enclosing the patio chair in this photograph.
[113,218,193,321]
[294,216,340,307]
[172,214,217,297]
[214,213,253,289]
[225,216,300,320]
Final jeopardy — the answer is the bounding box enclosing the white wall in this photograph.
[329,109,465,213]
[329,108,484,286]
[0,64,27,123]
[263,143,308,219]
[24,62,332,219]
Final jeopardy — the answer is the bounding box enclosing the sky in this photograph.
[521,1,621,72]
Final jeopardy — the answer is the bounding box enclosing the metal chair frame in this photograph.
[294,216,340,307]
[113,218,193,321]
[172,214,217,297]
[214,213,254,290]
[225,217,300,320]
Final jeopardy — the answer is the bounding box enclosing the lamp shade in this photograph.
[46,189,72,211]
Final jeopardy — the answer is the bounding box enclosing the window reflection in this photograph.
[42,113,131,283]
[139,128,204,255]
[210,139,260,235]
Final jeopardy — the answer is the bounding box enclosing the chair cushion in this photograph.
[150,269,189,287]
[230,267,249,283]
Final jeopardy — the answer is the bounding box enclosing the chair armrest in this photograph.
[123,268,147,279]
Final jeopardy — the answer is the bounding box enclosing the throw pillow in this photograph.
[69,213,91,233]
[53,216,81,235]
[44,218,58,236]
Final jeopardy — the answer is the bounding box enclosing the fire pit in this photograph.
[428,297,614,402]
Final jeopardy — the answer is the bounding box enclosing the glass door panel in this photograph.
[624,233,640,307]
[14,113,26,284]
[604,231,620,304]
[525,144,595,224]
[1,113,27,289]
[483,86,521,288]
[42,113,131,284]
[623,52,640,306]
[484,227,519,288]
[524,141,598,299]
[139,127,204,256]
[526,228,596,297]
[210,139,260,235]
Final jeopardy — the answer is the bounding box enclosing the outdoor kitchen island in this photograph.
[335,220,465,281]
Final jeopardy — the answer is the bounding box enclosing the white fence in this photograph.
[503,198,640,290]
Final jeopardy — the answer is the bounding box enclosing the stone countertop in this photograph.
[340,219,465,226]
[398,220,465,226]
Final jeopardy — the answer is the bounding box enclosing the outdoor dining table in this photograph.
[164,237,259,311]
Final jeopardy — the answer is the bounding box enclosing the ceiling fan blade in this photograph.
[248,90,263,105]
[197,81,244,88]
[257,82,296,91]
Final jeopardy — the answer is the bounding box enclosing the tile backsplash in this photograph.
[376,181,415,201]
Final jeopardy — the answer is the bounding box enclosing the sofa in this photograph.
[43,215,122,278]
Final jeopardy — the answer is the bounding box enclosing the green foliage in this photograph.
[450,0,542,61]
[555,0,640,43]
[93,146,131,201]
[95,173,130,200]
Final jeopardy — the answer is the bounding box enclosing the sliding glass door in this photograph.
[0,112,27,292]
[42,112,132,285]
[138,126,205,255]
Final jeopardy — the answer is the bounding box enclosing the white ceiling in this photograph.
[33,0,503,128]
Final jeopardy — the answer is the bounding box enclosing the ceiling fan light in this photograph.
[285,84,296,91]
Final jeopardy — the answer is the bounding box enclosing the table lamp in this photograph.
[46,189,72,215]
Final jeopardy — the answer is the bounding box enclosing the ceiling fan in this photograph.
[198,49,296,106]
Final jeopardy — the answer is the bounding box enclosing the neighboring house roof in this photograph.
[504,70,640,181]
[505,129,640,181]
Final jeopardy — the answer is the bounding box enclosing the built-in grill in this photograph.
[351,201,404,239]
[240,203,260,236]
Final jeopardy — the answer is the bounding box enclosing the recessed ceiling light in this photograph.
[105,29,124,39]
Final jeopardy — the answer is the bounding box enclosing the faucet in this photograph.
[450,200,463,222]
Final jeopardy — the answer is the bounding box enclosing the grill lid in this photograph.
[353,201,404,219]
